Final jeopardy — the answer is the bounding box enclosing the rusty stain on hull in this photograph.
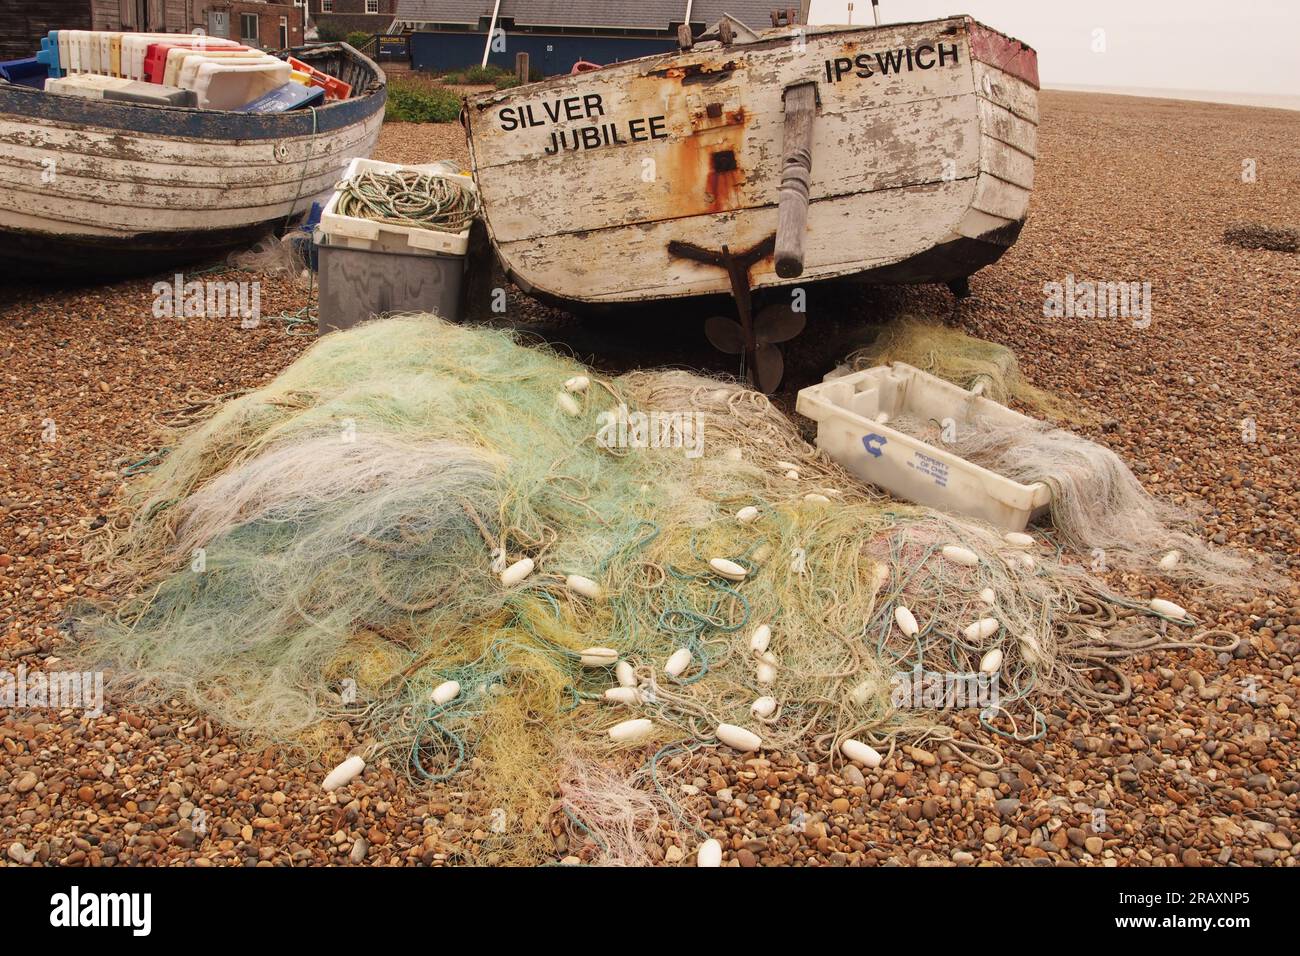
[649,60,738,84]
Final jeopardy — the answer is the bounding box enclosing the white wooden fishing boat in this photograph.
[0,43,385,279]
[466,16,1037,307]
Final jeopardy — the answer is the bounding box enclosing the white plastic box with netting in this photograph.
[796,362,1053,531]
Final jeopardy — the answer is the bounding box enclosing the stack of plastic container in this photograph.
[162,47,257,86]
[30,30,341,112]
[316,158,476,334]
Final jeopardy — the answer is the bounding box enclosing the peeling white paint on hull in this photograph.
[0,113,382,237]
[467,17,1038,305]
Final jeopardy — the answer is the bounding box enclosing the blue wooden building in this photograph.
[394,0,781,75]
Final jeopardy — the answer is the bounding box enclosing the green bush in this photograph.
[346,31,372,49]
[315,23,347,43]
[441,64,543,89]
[443,64,518,85]
[385,82,462,123]
[462,64,507,84]
[491,67,542,88]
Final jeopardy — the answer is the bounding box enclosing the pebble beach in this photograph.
[1,90,1297,867]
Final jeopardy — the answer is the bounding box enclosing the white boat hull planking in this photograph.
[0,111,382,239]
[467,17,1038,306]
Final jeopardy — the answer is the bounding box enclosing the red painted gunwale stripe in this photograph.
[967,20,1040,90]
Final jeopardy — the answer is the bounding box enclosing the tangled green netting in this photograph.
[849,315,1072,419]
[72,314,1237,865]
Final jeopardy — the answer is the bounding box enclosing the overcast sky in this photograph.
[806,0,1299,95]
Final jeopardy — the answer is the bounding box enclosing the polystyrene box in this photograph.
[319,157,476,257]
[795,362,1052,532]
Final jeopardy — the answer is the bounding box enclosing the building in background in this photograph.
[391,1,780,76]
[195,2,307,48]
[0,1,305,61]
[307,0,400,40]
[0,1,137,60]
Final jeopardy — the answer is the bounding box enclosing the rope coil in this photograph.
[334,169,481,235]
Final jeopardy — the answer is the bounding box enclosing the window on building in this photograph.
[322,0,333,10]
[366,0,379,14]
[240,13,259,42]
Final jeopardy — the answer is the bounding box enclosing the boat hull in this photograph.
[0,44,385,280]
[467,18,1037,305]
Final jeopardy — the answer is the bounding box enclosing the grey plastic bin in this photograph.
[102,82,197,107]
[316,233,465,334]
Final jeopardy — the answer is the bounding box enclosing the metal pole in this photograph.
[481,0,502,68]
[872,0,880,26]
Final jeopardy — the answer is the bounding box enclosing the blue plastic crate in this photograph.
[296,202,324,272]
[37,32,62,78]
[0,57,46,87]
[235,81,326,113]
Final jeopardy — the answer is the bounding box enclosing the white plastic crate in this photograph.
[167,49,277,87]
[45,74,132,98]
[67,30,89,73]
[795,362,1052,532]
[99,33,117,76]
[319,157,475,257]
[186,59,291,110]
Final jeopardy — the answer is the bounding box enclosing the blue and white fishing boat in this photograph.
[0,42,385,278]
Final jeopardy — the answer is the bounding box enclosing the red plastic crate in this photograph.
[144,41,248,84]
[287,56,351,100]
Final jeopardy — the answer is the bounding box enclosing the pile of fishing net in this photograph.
[848,315,1069,418]
[1222,221,1299,254]
[74,314,1246,865]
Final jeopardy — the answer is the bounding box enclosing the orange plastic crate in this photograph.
[286,56,351,100]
